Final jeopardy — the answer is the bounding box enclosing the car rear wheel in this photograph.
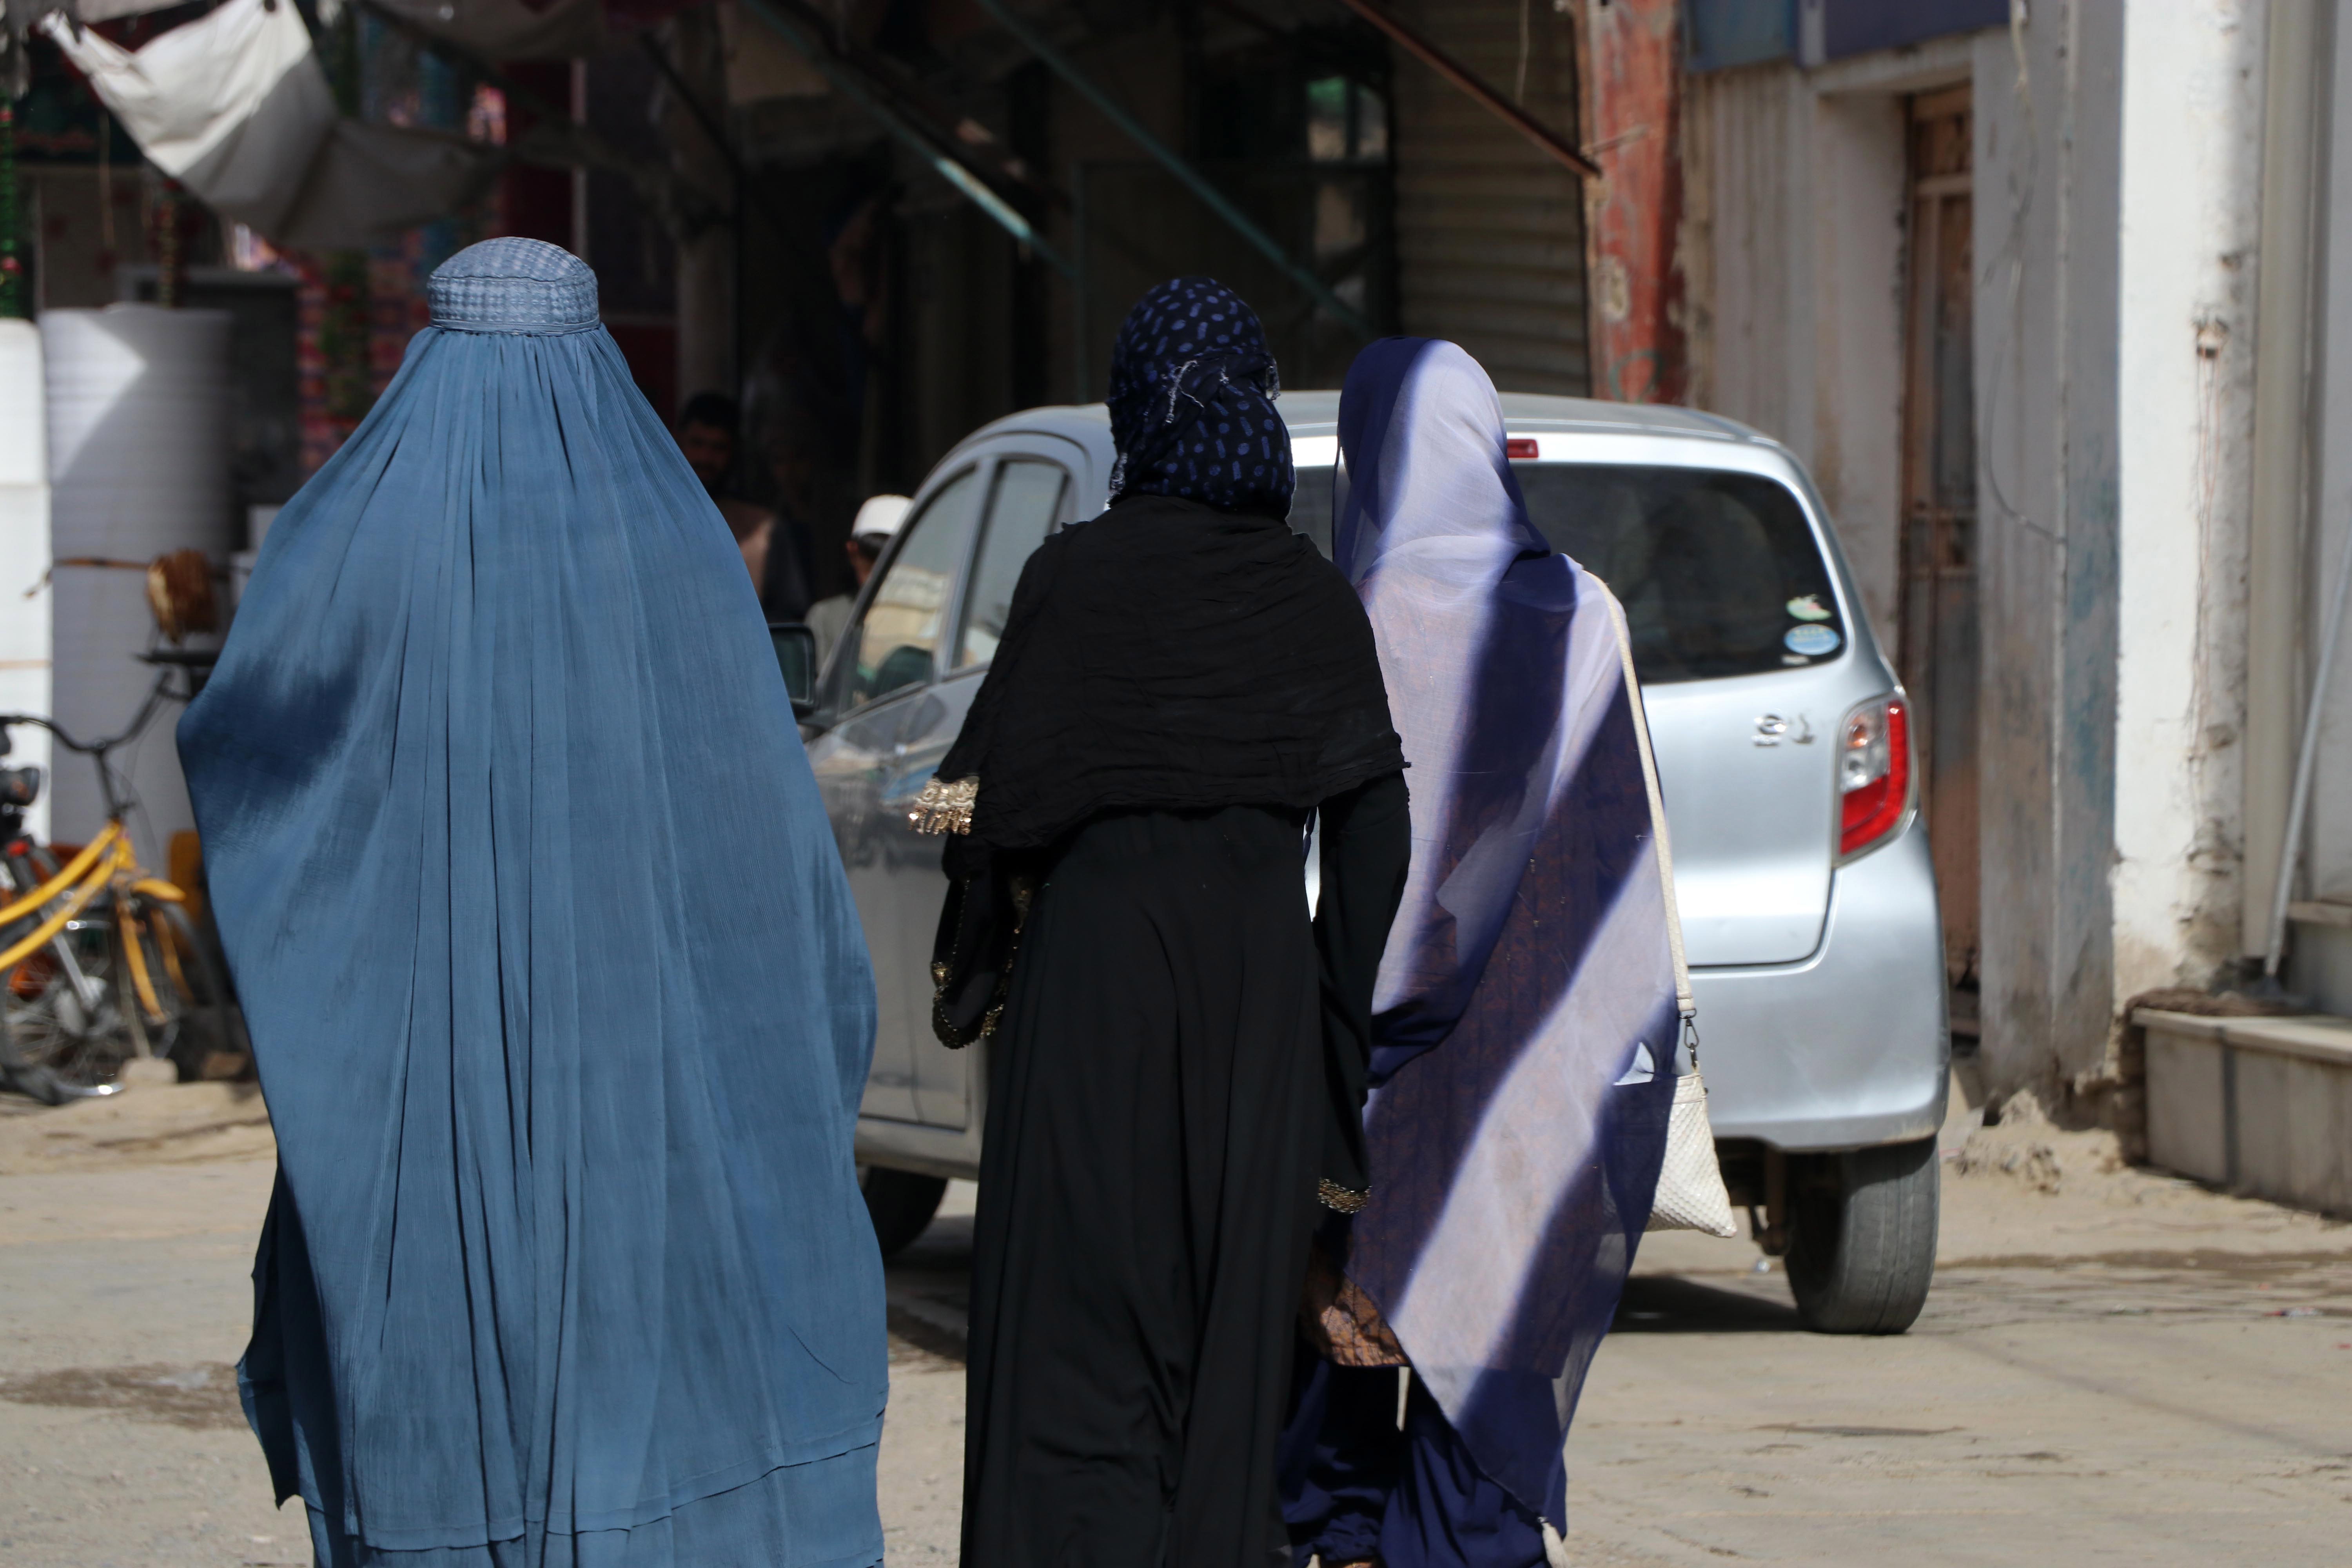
[1785,1136,1939,1334]
[859,1165,948,1258]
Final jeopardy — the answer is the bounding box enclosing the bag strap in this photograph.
[1604,591,1695,1029]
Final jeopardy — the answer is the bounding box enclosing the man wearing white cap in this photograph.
[805,493,910,671]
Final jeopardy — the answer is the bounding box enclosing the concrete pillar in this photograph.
[2241,0,2328,964]
[664,9,735,413]
[2285,15,2352,1009]
[1968,7,2125,1102]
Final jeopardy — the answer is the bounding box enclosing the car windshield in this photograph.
[1287,460,1842,684]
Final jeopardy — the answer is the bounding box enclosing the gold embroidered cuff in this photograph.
[909,776,977,835]
[1317,1178,1370,1214]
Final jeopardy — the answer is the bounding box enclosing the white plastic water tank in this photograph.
[0,320,52,844]
[41,305,233,862]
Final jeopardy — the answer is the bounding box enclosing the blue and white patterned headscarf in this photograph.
[1104,276,1293,516]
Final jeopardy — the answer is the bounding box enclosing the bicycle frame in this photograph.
[0,667,200,1029]
[0,820,187,1025]
[0,668,234,1087]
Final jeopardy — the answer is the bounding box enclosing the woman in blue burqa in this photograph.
[1275,338,1689,1567]
[177,240,887,1568]
[915,278,1412,1566]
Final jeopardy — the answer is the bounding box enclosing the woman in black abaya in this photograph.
[918,279,1409,1568]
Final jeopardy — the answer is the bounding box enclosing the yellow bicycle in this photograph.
[0,675,247,1097]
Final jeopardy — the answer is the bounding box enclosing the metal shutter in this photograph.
[1390,0,1590,394]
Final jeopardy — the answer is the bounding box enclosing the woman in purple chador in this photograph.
[1278,338,1688,1568]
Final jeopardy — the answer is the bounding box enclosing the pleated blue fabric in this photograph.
[1333,338,1681,1529]
[178,240,886,1568]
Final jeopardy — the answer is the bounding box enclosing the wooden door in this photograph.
[1898,87,1981,1038]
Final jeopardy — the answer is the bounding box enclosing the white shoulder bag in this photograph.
[1610,596,1739,1239]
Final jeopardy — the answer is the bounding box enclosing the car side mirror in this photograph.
[768,622,819,718]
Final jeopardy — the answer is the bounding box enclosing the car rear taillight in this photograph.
[1837,694,1910,859]
[1505,437,1539,459]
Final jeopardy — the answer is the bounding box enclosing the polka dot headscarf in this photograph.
[1104,277,1294,517]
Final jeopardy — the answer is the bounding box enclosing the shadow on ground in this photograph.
[0,1362,246,1429]
[1610,1274,1802,1334]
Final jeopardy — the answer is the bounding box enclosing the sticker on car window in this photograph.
[1786,593,1833,622]
[1784,624,1842,657]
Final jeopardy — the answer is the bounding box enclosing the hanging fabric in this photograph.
[44,0,501,250]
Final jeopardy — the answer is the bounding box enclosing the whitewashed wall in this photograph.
[2111,0,2269,999]
[1683,17,2158,1098]
[0,322,51,843]
[42,307,234,867]
[1675,4,2351,1091]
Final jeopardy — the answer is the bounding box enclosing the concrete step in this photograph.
[2137,1007,2352,1216]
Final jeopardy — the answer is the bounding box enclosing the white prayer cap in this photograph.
[852,494,911,544]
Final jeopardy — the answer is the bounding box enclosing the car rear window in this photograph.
[1289,460,1843,684]
[1518,465,1843,683]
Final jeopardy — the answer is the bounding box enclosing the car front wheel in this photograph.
[859,1165,949,1259]
[1784,1136,1939,1334]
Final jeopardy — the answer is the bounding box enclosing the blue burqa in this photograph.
[1333,339,1684,1534]
[178,240,886,1568]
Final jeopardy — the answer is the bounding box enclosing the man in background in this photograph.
[675,391,814,621]
[806,494,908,670]
[675,392,769,549]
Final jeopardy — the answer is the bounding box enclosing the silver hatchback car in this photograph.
[800,394,1949,1334]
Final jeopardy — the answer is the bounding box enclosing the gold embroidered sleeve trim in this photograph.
[1317,1178,1370,1214]
[909,776,977,835]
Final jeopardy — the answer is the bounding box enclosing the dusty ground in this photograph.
[1573,1091,2352,1565]
[0,1083,290,1568]
[3,1081,2348,1566]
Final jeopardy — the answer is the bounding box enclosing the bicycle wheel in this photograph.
[121,897,248,1080]
[0,991,71,1107]
[115,895,193,1075]
[4,848,136,1091]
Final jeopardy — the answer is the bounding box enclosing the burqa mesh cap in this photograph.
[428,237,599,335]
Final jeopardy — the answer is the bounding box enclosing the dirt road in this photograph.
[4,1083,2348,1566]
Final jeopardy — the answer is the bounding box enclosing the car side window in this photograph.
[955,458,1070,670]
[1289,464,1336,557]
[844,466,985,709]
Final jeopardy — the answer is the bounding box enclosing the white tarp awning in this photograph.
[43,0,502,250]
[22,0,605,55]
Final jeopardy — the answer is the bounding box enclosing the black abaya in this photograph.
[962,777,1408,1568]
